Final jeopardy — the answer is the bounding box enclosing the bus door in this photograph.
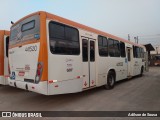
[82,38,96,89]
[127,47,133,77]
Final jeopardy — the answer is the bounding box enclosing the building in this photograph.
[143,44,160,66]
[151,45,160,55]
[144,44,155,66]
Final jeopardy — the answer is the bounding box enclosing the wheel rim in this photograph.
[108,75,114,86]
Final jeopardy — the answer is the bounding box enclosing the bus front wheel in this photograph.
[104,71,115,90]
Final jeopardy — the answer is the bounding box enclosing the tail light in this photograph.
[35,62,43,84]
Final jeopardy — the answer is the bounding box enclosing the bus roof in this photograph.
[0,30,10,43]
[11,11,144,48]
[0,30,10,36]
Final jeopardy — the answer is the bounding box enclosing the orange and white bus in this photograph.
[0,30,10,85]
[154,55,160,66]
[8,11,147,95]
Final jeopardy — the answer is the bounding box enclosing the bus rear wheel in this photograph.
[140,66,144,77]
[104,71,115,90]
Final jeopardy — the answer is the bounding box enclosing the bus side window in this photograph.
[141,48,144,58]
[90,41,95,62]
[49,21,80,55]
[98,36,108,57]
[108,39,114,57]
[114,40,120,57]
[120,42,126,57]
[135,46,139,58]
[82,39,88,62]
[138,47,142,58]
[6,36,9,57]
[133,46,136,58]
[108,38,120,57]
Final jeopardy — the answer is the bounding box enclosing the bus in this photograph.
[154,55,160,66]
[0,30,10,85]
[8,11,147,95]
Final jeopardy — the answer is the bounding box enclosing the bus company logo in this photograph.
[1,112,42,118]
[65,58,73,62]
[2,112,11,117]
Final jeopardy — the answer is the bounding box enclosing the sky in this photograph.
[1,0,160,46]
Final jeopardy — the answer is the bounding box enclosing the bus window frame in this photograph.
[98,35,108,57]
[49,21,80,56]
[120,42,126,58]
[21,20,35,32]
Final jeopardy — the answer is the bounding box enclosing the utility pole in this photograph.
[134,36,139,44]
[128,34,130,41]
[137,36,139,44]
[134,37,137,43]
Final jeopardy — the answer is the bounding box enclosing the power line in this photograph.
[139,36,160,39]
[140,37,160,39]
[139,34,160,37]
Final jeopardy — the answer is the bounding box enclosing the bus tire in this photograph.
[104,71,115,90]
[140,66,144,77]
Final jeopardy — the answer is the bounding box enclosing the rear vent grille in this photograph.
[24,79,34,83]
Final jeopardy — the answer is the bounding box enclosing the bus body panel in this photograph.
[0,30,10,85]
[48,79,82,95]
[9,80,48,95]
[133,58,143,76]
[0,32,4,77]
[8,15,41,88]
[47,21,98,94]
[3,35,9,85]
[97,57,126,86]
[9,43,40,81]
[0,32,4,84]
[47,20,83,94]
[132,46,146,76]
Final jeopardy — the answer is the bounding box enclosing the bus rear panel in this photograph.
[9,14,48,95]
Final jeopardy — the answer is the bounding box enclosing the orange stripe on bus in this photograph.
[38,12,48,81]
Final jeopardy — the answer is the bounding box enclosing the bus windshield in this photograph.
[10,15,40,45]
[155,55,160,60]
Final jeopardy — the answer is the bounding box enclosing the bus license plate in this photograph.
[18,71,25,76]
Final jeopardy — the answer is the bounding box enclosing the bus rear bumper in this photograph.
[8,78,83,95]
[8,79,48,95]
[0,76,8,85]
[48,78,83,95]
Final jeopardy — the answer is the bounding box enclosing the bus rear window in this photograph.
[22,20,35,32]
[10,15,40,45]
